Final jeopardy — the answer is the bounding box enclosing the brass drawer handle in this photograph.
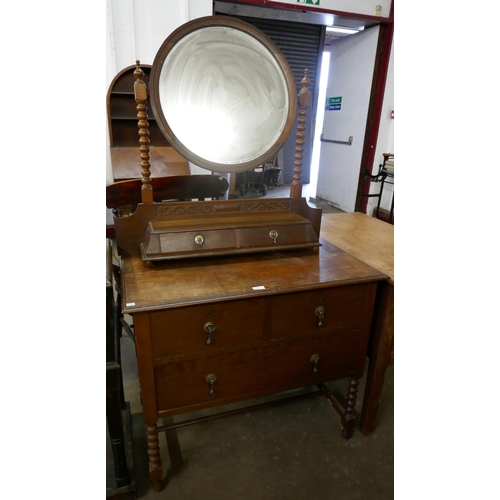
[310,353,320,373]
[314,306,325,327]
[205,373,217,395]
[204,321,216,345]
[194,235,204,246]
[269,230,278,245]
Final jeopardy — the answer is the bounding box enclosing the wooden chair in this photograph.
[106,239,136,498]
[106,174,229,218]
[106,174,230,342]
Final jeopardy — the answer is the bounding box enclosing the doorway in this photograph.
[307,50,330,201]
[214,2,393,208]
[316,26,381,212]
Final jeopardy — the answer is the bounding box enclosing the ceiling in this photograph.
[214,2,376,47]
[324,29,355,46]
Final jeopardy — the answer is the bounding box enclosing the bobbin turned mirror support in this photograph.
[134,60,153,204]
[290,69,311,199]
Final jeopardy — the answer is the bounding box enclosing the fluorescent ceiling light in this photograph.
[326,26,361,35]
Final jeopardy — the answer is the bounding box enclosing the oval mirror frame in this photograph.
[149,16,297,173]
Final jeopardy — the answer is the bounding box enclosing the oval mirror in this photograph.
[149,16,297,173]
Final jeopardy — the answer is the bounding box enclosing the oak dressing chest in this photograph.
[110,16,388,492]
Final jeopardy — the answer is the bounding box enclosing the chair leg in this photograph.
[107,364,130,488]
[360,282,394,436]
[112,296,127,409]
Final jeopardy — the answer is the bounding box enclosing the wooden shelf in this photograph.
[107,64,189,181]
[107,64,169,148]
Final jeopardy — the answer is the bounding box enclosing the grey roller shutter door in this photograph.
[220,14,325,184]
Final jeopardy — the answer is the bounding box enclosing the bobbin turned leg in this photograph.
[146,423,164,492]
[341,378,359,439]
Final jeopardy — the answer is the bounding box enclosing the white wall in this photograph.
[106,0,213,183]
[316,26,380,212]
[106,0,212,85]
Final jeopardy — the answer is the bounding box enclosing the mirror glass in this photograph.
[150,18,296,173]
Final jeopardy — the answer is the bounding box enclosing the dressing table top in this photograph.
[121,239,388,314]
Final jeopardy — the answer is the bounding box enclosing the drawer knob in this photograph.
[205,373,217,395]
[310,353,320,373]
[314,306,325,327]
[204,322,216,345]
[269,230,278,245]
[194,235,204,246]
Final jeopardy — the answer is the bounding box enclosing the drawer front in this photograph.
[237,224,309,248]
[150,298,266,359]
[154,331,362,414]
[160,229,236,255]
[269,285,370,340]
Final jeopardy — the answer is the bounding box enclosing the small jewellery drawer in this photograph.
[269,284,371,340]
[150,298,266,359]
[159,229,236,255]
[236,223,318,249]
[154,330,362,414]
[139,211,320,262]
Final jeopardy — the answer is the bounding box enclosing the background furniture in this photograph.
[320,212,394,436]
[235,154,282,196]
[106,240,137,498]
[377,154,394,223]
[107,63,190,181]
[106,174,230,342]
[358,153,394,223]
[109,146,190,182]
[106,175,229,217]
[107,64,167,148]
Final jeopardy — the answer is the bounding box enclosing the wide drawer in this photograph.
[150,298,266,359]
[269,284,372,341]
[154,330,363,415]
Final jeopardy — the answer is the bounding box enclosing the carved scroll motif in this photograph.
[157,200,292,217]
[241,201,291,212]
[157,204,215,217]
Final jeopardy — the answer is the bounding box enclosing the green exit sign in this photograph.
[325,96,342,111]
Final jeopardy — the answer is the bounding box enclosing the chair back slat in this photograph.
[106,175,229,209]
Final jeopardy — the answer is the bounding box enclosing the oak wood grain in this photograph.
[319,212,394,436]
[110,146,190,181]
[121,239,387,314]
[320,212,394,285]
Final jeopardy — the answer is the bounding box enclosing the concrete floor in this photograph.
[107,184,394,499]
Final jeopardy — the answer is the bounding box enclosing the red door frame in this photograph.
[357,13,394,214]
